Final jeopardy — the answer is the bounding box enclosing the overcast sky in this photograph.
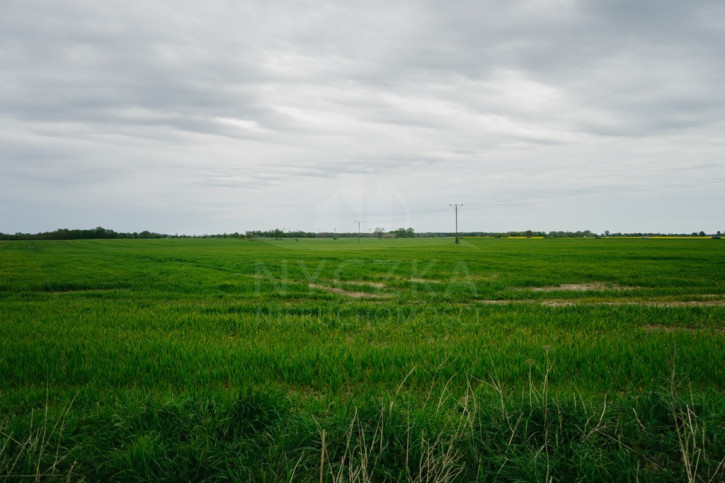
[1,0,723,235]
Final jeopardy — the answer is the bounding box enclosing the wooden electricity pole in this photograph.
[449,204,462,244]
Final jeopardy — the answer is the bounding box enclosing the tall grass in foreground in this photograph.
[2,358,723,481]
[0,392,78,481]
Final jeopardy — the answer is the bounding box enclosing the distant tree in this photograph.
[374,227,385,239]
[392,227,415,238]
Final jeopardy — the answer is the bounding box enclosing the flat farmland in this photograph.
[1,238,724,481]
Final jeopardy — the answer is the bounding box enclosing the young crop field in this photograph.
[1,237,724,481]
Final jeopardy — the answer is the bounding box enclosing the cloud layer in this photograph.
[2,0,723,234]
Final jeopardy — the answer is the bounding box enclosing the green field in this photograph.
[1,238,724,481]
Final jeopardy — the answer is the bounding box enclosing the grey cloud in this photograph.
[1,0,723,234]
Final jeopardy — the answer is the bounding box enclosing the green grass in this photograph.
[1,237,724,480]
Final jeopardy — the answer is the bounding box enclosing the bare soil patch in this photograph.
[641,325,725,333]
[334,279,386,289]
[474,298,725,308]
[541,300,575,307]
[640,300,725,307]
[643,325,682,332]
[528,283,625,292]
[243,273,272,280]
[308,283,388,299]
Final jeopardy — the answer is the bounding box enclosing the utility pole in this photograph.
[354,220,362,243]
[449,204,462,244]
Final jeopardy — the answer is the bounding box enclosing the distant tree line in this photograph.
[1,227,721,241]
[246,227,418,240]
[0,227,168,240]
